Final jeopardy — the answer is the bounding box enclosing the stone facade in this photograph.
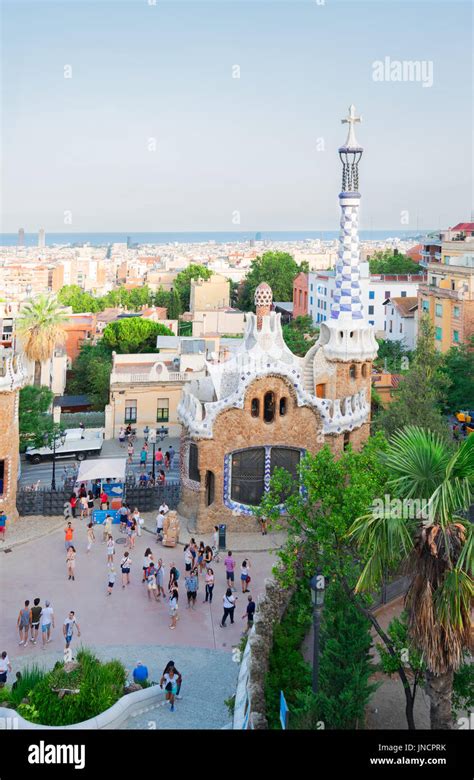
[0,355,26,524]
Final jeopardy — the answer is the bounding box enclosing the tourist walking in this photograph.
[66,545,76,580]
[86,522,95,553]
[87,490,95,516]
[64,521,74,551]
[106,534,115,564]
[224,550,236,590]
[40,600,55,646]
[168,445,175,469]
[29,598,42,644]
[120,551,132,588]
[156,510,165,542]
[119,427,126,447]
[185,571,198,609]
[163,660,183,699]
[127,442,134,464]
[143,425,150,443]
[118,503,129,532]
[220,588,237,627]
[79,494,88,519]
[107,564,116,595]
[17,600,30,646]
[69,493,77,518]
[142,548,153,582]
[168,589,179,630]
[197,541,205,574]
[0,652,12,688]
[160,665,179,710]
[184,544,193,574]
[103,514,113,543]
[128,519,137,549]
[168,562,180,591]
[204,546,213,569]
[156,559,166,598]
[155,447,164,468]
[140,447,147,470]
[204,567,215,603]
[63,611,81,649]
[240,558,251,593]
[164,450,170,470]
[242,594,256,634]
[146,565,160,602]
[100,489,109,510]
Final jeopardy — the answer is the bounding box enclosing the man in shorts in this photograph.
[0,652,12,688]
[63,611,81,649]
[29,598,42,645]
[40,600,55,646]
[224,551,236,591]
[242,594,256,634]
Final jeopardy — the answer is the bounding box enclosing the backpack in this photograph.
[174,568,180,581]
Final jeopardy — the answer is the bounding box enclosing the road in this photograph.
[19,435,181,489]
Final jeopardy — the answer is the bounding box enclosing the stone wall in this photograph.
[234,573,295,730]
[0,389,20,523]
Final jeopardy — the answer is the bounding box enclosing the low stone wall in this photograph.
[0,683,167,730]
[233,573,294,730]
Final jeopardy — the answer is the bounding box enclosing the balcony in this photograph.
[111,369,204,385]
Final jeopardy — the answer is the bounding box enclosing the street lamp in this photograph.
[309,569,326,694]
[45,429,67,491]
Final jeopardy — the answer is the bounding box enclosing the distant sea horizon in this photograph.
[0,229,430,248]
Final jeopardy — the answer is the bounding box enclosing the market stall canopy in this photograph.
[77,458,126,484]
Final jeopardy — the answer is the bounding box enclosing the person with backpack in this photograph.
[240,558,251,593]
[168,562,180,591]
[160,664,179,710]
[120,551,132,588]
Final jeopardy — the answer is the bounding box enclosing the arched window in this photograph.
[251,398,260,418]
[343,432,351,451]
[263,392,275,423]
[349,364,357,380]
[279,397,287,416]
[361,363,368,378]
[231,448,265,505]
[316,383,326,398]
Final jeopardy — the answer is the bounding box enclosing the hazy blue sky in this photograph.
[1,0,472,232]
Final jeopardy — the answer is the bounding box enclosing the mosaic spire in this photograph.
[330,105,364,321]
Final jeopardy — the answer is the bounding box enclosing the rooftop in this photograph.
[388,297,418,318]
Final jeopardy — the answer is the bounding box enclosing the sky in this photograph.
[1,0,472,233]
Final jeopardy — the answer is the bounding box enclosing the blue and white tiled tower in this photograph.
[331,104,364,321]
[319,106,378,362]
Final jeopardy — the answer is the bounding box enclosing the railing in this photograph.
[111,371,195,384]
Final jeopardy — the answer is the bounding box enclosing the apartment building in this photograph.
[292,272,308,318]
[418,229,474,352]
[383,297,418,350]
[189,273,230,312]
[307,264,424,335]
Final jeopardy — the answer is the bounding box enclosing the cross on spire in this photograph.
[341,104,362,149]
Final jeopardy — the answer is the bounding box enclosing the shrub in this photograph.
[6,664,47,708]
[26,647,126,726]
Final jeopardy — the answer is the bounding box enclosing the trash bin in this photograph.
[218,523,226,550]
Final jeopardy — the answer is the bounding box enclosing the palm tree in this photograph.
[348,427,473,730]
[16,294,68,386]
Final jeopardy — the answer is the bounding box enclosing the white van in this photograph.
[25,428,104,464]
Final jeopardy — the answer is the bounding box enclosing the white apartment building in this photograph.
[383,297,418,351]
[308,264,424,336]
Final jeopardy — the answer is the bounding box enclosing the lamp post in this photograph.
[309,569,326,694]
[46,429,67,491]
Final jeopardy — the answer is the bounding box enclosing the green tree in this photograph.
[374,338,412,373]
[57,285,101,313]
[167,288,182,320]
[101,318,173,354]
[292,581,377,730]
[282,315,318,357]
[16,294,68,385]
[439,337,474,412]
[348,427,474,729]
[66,342,113,411]
[258,433,430,730]
[373,316,450,439]
[19,385,54,448]
[238,252,301,311]
[173,265,212,311]
[368,249,420,275]
[154,286,171,310]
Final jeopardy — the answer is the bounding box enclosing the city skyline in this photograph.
[2,0,472,233]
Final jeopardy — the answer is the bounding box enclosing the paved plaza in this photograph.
[0,515,280,728]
